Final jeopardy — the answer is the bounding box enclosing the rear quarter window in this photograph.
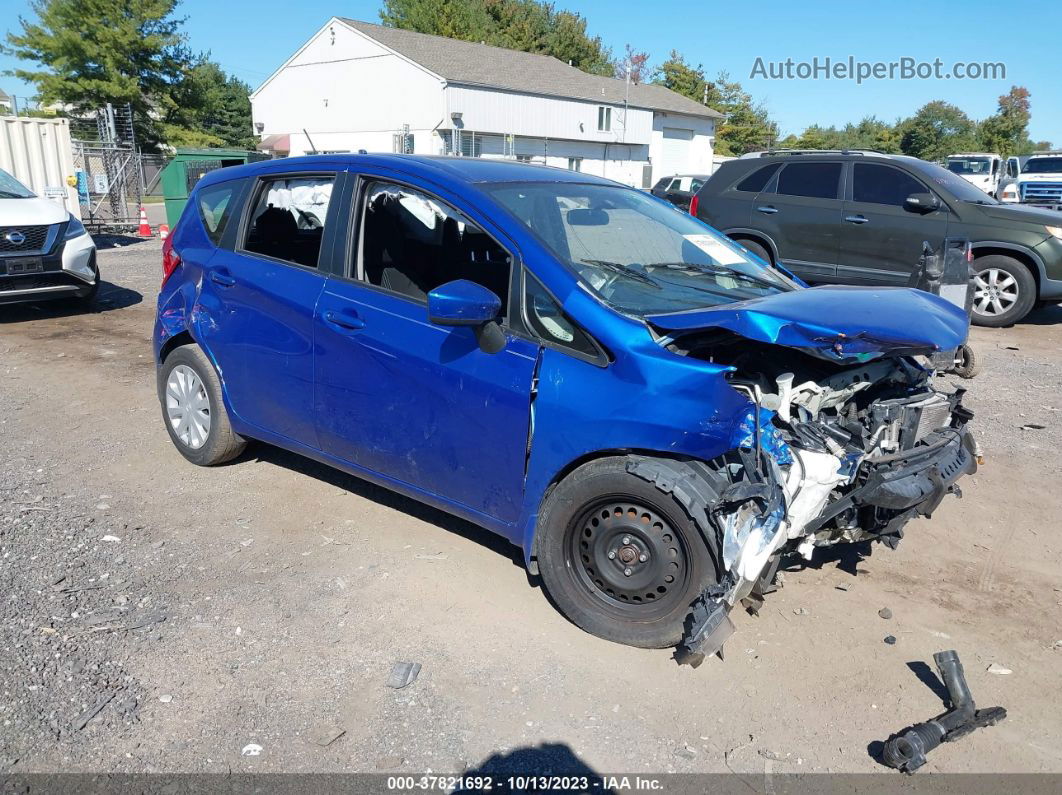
[734,163,781,193]
[196,182,238,245]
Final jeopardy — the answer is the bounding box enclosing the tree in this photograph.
[651,50,708,103]
[978,86,1031,157]
[615,44,649,84]
[4,0,192,148]
[898,101,977,161]
[705,71,777,156]
[159,58,255,149]
[380,0,613,76]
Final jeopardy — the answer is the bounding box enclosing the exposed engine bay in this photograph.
[654,330,980,664]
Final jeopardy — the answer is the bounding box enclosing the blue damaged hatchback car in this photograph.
[154,155,978,660]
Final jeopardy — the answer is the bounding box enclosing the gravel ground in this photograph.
[1,236,1061,776]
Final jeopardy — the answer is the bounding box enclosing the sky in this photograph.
[2,0,1059,143]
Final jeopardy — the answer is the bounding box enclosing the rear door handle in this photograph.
[324,310,365,332]
[844,214,870,225]
[756,205,778,214]
[210,271,236,287]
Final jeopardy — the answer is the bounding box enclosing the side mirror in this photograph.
[904,192,940,214]
[427,279,501,327]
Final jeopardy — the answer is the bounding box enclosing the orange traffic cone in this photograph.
[137,206,152,237]
[159,224,170,240]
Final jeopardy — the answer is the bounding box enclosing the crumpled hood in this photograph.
[647,286,969,362]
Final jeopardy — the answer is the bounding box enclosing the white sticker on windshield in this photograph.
[683,234,746,265]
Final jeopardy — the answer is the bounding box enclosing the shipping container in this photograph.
[0,116,80,219]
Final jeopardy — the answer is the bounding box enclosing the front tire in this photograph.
[971,255,1035,327]
[158,345,246,466]
[732,237,773,267]
[536,457,718,649]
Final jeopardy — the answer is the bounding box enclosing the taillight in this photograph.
[689,194,699,217]
[161,234,181,286]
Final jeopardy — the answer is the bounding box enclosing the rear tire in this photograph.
[158,344,246,466]
[536,457,718,649]
[732,237,773,267]
[971,255,1035,327]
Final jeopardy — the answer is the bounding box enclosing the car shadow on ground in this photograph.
[91,233,154,248]
[453,742,614,793]
[0,280,142,324]
[1020,302,1062,326]
[249,444,528,571]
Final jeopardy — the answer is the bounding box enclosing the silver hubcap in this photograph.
[166,365,211,449]
[973,268,1018,317]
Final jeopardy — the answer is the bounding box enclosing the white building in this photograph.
[250,17,721,187]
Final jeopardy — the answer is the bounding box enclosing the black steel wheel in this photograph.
[567,499,691,619]
[537,457,718,649]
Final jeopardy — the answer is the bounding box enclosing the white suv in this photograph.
[0,168,98,306]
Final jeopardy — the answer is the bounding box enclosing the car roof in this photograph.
[198,153,621,189]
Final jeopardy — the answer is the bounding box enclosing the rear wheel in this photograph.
[536,457,718,649]
[971,255,1036,327]
[158,345,246,466]
[731,237,773,267]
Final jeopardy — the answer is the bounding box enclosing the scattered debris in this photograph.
[758,749,786,761]
[793,607,810,616]
[1021,423,1046,431]
[158,694,173,703]
[151,540,166,550]
[986,663,1012,676]
[878,607,893,620]
[310,726,346,747]
[882,650,1006,773]
[241,743,263,757]
[414,552,448,561]
[386,661,422,689]
[73,691,118,731]
[674,745,697,760]
[100,535,121,543]
[884,635,897,645]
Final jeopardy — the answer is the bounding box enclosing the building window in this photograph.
[516,154,533,163]
[567,157,582,172]
[392,132,414,154]
[597,106,611,132]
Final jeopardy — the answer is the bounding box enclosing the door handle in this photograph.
[209,271,236,287]
[844,214,870,225]
[756,205,778,214]
[324,310,365,331]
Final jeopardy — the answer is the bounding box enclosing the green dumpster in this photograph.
[160,148,267,228]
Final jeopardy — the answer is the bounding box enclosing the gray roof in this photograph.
[341,19,721,119]
[0,88,11,101]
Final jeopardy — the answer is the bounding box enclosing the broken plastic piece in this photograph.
[676,592,735,668]
[881,650,1006,773]
[386,661,422,689]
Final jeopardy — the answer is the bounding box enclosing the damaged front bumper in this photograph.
[654,377,977,666]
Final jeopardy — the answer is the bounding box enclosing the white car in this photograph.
[1,167,98,306]
[945,153,1002,197]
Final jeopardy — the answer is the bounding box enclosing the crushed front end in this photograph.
[660,330,979,665]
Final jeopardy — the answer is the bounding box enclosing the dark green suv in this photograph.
[692,151,1062,326]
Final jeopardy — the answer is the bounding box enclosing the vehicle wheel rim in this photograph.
[973,268,1019,316]
[567,499,690,617]
[166,364,211,449]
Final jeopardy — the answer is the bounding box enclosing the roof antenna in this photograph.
[303,128,318,154]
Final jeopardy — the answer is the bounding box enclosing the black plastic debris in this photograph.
[881,650,1007,773]
[675,592,734,668]
[386,661,421,689]
[884,635,897,645]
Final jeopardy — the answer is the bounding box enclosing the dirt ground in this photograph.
[2,237,1061,777]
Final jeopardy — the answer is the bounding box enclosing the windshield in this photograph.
[486,182,795,316]
[0,168,35,199]
[920,162,998,204]
[946,157,992,175]
[1023,157,1062,174]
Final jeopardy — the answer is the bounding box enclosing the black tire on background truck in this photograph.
[731,237,773,267]
[536,457,718,649]
[971,255,1036,327]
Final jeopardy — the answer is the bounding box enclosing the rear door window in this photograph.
[852,164,928,207]
[777,162,842,199]
[734,163,781,193]
[242,175,335,268]
[197,183,237,245]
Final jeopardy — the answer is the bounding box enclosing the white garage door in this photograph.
[660,127,693,178]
